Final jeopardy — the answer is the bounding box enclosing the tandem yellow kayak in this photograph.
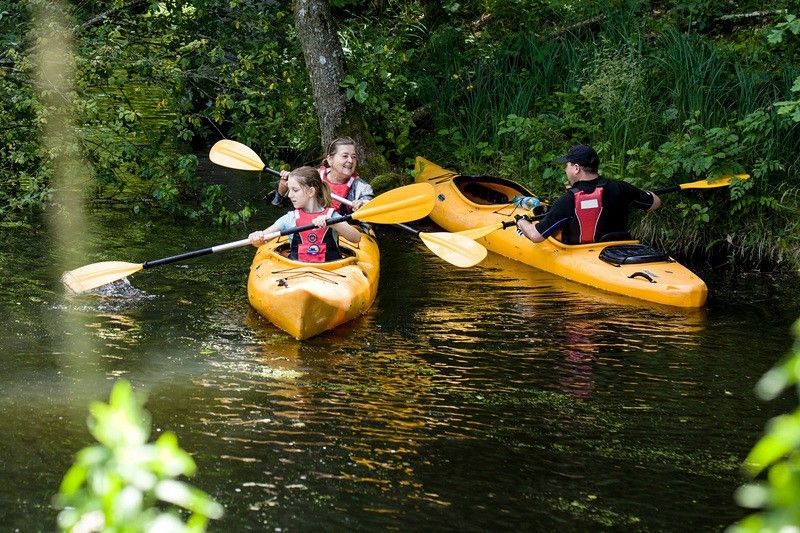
[414,157,708,308]
[248,229,380,340]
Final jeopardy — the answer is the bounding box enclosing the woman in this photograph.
[251,166,362,262]
[272,137,374,213]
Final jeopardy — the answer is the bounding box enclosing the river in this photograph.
[0,158,798,531]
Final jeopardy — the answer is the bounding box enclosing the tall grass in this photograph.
[651,29,734,127]
[410,13,800,269]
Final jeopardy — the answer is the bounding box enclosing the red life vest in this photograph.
[571,183,604,244]
[320,165,357,212]
[292,208,338,263]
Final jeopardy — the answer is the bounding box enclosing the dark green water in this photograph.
[0,163,798,531]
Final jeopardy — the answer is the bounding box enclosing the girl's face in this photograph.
[287,177,315,210]
[328,144,357,181]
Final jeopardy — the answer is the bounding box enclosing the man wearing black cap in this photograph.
[516,144,661,244]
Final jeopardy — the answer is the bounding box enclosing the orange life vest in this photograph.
[571,182,605,244]
[320,165,357,212]
[291,208,339,262]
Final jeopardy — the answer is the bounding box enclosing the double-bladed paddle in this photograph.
[456,173,751,240]
[209,139,488,268]
[330,192,487,268]
[62,182,435,294]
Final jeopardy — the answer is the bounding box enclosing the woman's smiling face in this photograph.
[328,144,357,182]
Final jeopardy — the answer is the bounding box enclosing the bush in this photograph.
[54,380,223,532]
[729,319,800,531]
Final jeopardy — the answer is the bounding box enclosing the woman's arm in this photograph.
[350,179,374,210]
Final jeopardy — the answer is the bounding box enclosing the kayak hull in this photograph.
[247,230,380,339]
[414,157,707,308]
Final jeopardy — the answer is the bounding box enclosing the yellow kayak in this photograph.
[414,157,708,308]
[248,229,380,339]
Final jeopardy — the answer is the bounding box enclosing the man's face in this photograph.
[564,162,580,184]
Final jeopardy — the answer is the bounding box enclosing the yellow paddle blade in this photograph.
[419,231,488,268]
[680,173,750,190]
[352,183,435,224]
[455,222,505,240]
[209,139,265,171]
[62,261,144,294]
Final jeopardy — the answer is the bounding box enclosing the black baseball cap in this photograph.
[557,144,600,171]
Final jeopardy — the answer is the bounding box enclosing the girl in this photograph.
[250,166,362,262]
[273,137,374,213]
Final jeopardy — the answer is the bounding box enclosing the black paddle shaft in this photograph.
[143,247,218,268]
[142,213,355,269]
[653,184,681,195]
[503,183,687,232]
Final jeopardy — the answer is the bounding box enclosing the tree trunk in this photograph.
[292,0,348,150]
[292,0,391,181]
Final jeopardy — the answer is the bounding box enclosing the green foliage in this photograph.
[775,76,800,123]
[729,319,800,532]
[55,380,223,532]
[2,0,799,267]
[580,44,651,160]
[767,14,800,46]
[410,4,800,269]
[337,4,426,162]
[0,2,51,219]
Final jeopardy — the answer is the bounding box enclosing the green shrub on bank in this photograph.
[54,380,222,532]
[729,319,800,531]
[2,1,799,269]
[412,6,799,268]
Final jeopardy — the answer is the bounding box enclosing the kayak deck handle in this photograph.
[628,271,657,283]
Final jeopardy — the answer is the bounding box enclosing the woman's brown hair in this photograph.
[324,136,358,164]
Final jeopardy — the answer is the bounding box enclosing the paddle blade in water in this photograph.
[456,222,505,240]
[419,232,488,268]
[352,183,435,224]
[62,261,144,294]
[209,139,265,171]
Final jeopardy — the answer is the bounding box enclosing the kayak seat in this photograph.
[599,244,671,266]
[462,182,511,205]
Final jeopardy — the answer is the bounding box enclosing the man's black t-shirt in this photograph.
[534,177,655,244]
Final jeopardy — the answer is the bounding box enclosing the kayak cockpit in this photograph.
[454,175,533,206]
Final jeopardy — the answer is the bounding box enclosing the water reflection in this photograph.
[4,194,800,530]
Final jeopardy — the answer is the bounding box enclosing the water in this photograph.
[0,170,798,531]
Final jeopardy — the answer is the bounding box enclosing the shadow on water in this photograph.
[0,162,799,530]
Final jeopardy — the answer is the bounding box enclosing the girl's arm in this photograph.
[250,212,294,246]
[331,221,362,243]
[249,223,279,246]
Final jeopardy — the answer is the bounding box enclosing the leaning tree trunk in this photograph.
[292,0,347,149]
[292,0,390,179]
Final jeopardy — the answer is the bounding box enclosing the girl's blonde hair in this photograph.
[289,166,332,208]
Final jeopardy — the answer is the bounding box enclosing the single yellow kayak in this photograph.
[248,229,380,339]
[414,157,708,308]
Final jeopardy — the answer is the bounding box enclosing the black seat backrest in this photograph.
[599,244,670,266]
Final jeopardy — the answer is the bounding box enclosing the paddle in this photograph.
[330,192,486,268]
[209,139,488,268]
[62,182,435,294]
[456,173,751,240]
[652,174,749,195]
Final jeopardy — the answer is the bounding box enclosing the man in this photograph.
[516,144,661,244]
